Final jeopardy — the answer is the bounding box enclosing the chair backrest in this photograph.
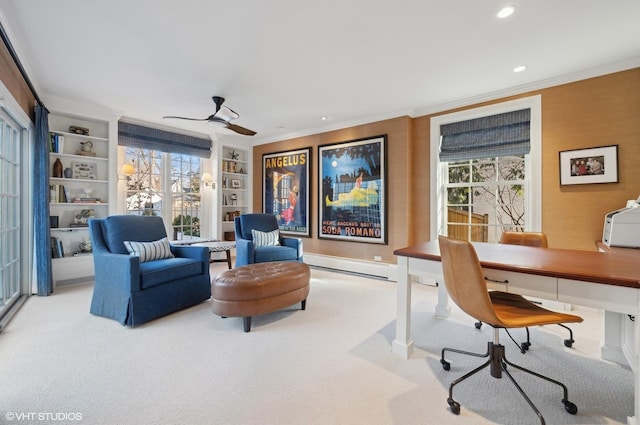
[235,213,279,241]
[97,215,168,254]
[500,231,548,248]
[438,236,502,326]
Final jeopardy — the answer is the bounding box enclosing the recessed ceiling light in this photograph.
[321,116,330,121]
[497,6,515,19]
[513,65,527,73]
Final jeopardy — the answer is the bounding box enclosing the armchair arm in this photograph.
[171,245,209,263]
[171,245,210,276]
[93,252,142,292]
[235,239,255,267]
[282,237,303,261]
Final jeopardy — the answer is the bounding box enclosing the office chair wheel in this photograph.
[440,358,451,371]
[564,338,574,348]
[474,321,482,329]
[563,400,578,415]
[447,398,460,415]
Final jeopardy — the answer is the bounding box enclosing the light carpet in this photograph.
[0,267,633,425]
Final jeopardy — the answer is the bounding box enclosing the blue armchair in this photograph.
[89,215,210,326]
[234,213,303,267]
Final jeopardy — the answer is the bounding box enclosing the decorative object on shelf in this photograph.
[231,179,241,189]
[230,193,238,206]
[230,149,239,160]
[318,135,387,244]
[78,240,92,253]
[64,167,73,178]
[559,144,619,185]
[74,209,95,225]
[71,161,97,180]
[52,158,63,177]
[69,125,90,135]
[76,140,96,157]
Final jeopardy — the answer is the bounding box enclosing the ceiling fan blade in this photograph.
[225,123,257,136]
[163,115,210,121]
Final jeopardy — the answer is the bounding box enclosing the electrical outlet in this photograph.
[374,255,382,262]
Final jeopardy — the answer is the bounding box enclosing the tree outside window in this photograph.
[124,148,202,240]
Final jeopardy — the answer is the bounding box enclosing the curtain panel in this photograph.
[439,108,531,162]
[34,103,52,295]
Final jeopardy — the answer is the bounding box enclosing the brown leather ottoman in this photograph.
[211,261,310,332]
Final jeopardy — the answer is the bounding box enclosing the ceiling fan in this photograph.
[163,96,257,136]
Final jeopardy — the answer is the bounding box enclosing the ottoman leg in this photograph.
[243,317,252,332]
[301,299,307,310]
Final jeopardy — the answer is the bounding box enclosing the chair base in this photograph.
[475,321,575,351]
[441,340,577,425]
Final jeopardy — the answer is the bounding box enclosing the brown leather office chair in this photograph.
[498,231,575,350]
[438,236,583,424]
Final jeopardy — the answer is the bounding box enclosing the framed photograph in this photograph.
[71,161,97,180]
[231,179,241,189]
[559,145,618,185]
[263,147,311,237]
[318,135,387,244]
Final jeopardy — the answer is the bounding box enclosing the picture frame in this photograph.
[559,145,618,185]
[318,135,387,244]
[263,147,311,237]
[71,161,97,180]
[231,179,241,189]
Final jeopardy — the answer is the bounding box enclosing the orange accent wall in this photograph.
[254,68,640,259]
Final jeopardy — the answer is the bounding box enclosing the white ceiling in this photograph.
[1,0,639,146]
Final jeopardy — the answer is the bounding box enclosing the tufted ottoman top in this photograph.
[212,262,310,301]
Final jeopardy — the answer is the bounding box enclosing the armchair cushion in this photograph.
[124,237,174,263]
[251,229,280,247]
[139,257,203,289]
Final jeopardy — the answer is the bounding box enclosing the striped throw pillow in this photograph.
[251,229,280,247]
[123,237,174,263]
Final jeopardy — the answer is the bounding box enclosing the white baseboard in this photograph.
[304,253,397,281]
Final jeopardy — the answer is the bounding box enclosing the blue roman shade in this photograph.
[118,121,212,158]
[439,108,531,162]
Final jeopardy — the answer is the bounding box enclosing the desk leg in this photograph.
[392,256,414,359]
[225,249,232,269]
[435,277,451,318]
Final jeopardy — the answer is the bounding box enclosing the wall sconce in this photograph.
[119,163,136,180]
[202,172,215,189]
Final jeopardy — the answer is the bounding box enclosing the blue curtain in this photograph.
[34,104,52,295]
[439,108,531,162]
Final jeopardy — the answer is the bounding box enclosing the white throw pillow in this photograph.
[123,237,174,263]
[251,229,280,247]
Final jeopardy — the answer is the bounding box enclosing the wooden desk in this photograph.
[393,241,640,424]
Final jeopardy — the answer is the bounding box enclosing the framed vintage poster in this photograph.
[559,145,618,185]
[263,147,311,236]
[318,135,387,244]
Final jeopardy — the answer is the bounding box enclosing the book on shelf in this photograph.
[73,197,100,203]
[49,132,64,153]
[50,236,64,258]
[49,184,69,203]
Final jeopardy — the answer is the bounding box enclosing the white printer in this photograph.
[602,198,640,248]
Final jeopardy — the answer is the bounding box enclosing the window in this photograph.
[430,96,541,242]
[124,148,202,241]
[0,101,29,325]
